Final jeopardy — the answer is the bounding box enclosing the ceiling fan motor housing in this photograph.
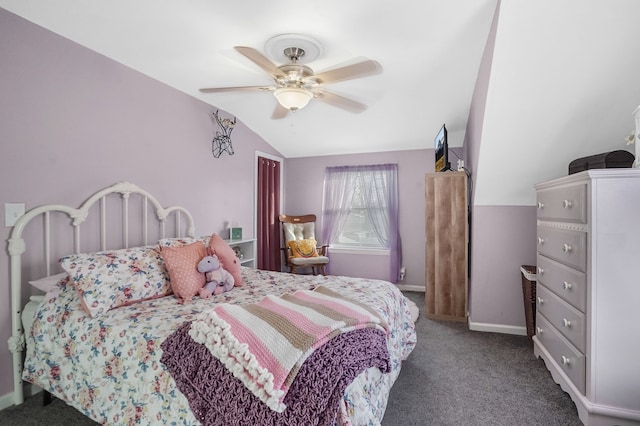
[283,46,305,62]
[276,64,316,88]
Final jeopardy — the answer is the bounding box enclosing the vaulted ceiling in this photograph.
[477,0,640,205]
[2,0,639,205]
[0,0,497,159]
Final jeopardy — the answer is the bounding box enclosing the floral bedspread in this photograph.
[23,268,417,425]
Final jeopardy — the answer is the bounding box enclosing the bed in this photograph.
[8,182,417,425]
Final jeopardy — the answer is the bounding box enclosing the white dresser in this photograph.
[534,169,640,426]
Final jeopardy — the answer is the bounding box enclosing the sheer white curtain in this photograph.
[321,166,357,248]
[360,164,401,282]
[321,164,402,283]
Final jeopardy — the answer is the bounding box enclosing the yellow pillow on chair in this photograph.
[287,238,319,258]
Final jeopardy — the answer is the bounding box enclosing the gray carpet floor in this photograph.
[1,291,581,425]
[382,291,581,425]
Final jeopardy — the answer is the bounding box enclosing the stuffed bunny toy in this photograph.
[197,253,235,298]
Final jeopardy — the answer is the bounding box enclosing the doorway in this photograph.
[255,153,283,271]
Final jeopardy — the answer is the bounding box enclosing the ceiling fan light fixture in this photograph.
[274,87,313,111]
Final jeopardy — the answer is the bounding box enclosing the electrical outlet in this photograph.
[457,159,465,171]
[5,203,25,227]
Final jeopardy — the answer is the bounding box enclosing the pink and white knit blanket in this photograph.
[188,285,389,412]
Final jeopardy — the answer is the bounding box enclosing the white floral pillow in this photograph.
[158,235,210,248]
[60,245,171,317]
[28,272,68,293]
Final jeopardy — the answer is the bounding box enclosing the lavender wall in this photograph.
[464,1,501,180]
[464,0,538,331]
[0,9,281,400]
[470,206,537,326]
[284,149,454,288]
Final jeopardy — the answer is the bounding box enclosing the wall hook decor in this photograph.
[211,110,236,158]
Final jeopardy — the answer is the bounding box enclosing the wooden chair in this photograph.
[279,214,329,275]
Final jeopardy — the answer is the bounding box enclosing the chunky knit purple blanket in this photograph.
[161,322,390,426]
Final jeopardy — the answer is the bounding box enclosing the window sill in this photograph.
[328,247,390,256]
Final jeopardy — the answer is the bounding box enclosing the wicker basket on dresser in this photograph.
[534,169,640,426]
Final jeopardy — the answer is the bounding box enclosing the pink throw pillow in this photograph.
[208,233,243,286]
[161,241,206,300]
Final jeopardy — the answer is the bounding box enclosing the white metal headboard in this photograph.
[7,181,196,405]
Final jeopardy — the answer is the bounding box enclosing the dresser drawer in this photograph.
[536,184,587,223]
[536,255,586,312]
[536,284,585,352]
[537,227,587,272]
[535,314,586,394]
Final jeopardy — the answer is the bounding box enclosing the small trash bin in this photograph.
[520,265,537,342]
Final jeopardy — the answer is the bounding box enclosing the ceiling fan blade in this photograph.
[315,89,368,113]
[313,60,382,84]
[271,103,289,120]
[199,85,273,93]
[235,46,284,78]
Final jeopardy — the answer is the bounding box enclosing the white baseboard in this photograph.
[394,287,527,337]
[0,392,14,410]
[397,284,424,292]
[468,320,527,336]
[0,384,42,410]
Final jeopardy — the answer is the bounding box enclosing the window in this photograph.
[322,164,398,249]
[321,164,402,282]
[334,174,388,248]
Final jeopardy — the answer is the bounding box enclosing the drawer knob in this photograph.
[537,237,545,245]
[537,202,544,209]
[562,244,572,253]
[562,318,572,328]
[561,356,571,365]
[536,327,543,335]
[537,267,544,275]
[562,281,572,290]
[537,296,544,305]
[562,200,573,209]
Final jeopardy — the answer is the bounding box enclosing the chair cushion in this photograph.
[289,256,329,266]
[283,222,316,243]
[288,238,319,258]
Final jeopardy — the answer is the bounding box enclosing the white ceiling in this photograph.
[0,0,498,158]
[2,1,640,206]
[476,0,640,205]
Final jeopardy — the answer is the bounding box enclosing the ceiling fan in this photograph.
[199,36,382,119]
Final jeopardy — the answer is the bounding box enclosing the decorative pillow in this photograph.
[287,238,319,258]
[161,241,206,300]
[158,235,210,248]
[60,245,171,318]
[208,233,243,286]
[28,272,68,293]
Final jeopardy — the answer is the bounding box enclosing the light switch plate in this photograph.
[5,203,25,227]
